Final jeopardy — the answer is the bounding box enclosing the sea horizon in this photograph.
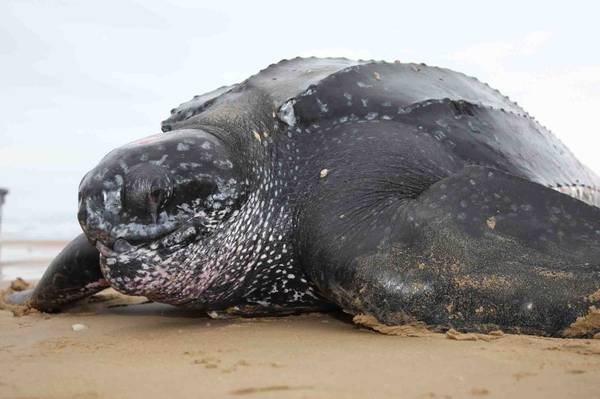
[0,214,74,283]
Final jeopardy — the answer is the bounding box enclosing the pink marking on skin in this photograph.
[84,279,111,289]
[130,135,161,146]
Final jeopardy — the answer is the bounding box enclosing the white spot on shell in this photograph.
[278,100,297,126]
[317,98,329,113]
[177,143,190,151]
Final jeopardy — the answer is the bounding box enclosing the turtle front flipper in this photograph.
[8,234,108,312]
[298,166,600,337]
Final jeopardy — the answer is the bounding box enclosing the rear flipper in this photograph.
[7,234,108,312]
[307,166,600,336]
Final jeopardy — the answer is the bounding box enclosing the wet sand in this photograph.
[1,242,600,399]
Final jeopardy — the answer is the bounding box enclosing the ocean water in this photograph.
[0,241,66,283]
[0,213,74,283]
[1,213,81,242]
[0,243,63,281]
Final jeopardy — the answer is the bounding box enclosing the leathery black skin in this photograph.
[13,58,600,337]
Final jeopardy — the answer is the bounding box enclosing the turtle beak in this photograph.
[96,238,137,256]
[96,241,116,257]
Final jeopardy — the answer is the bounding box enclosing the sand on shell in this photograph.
[1,284,600,399]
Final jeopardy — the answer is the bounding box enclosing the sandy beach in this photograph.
[1,241,600,399]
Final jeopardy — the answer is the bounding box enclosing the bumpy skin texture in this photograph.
[22,58,600,336]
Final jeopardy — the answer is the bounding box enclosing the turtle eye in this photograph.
[123,163,172,214]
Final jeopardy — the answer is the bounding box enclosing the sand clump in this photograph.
[587,289,600,303]
[563,306,600,338]
[353,314,433,337]
[446,328,504,342]
[0,295,33,317]
[10,277,30,291]
[0,278,36,317]
[352,314,505,342]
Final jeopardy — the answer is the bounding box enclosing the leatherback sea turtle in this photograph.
[13,58,600,336]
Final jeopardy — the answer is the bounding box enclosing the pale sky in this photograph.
[1,0,599,239]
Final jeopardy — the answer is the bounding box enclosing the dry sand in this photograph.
[1,242,600,399]
[1,288,600,399]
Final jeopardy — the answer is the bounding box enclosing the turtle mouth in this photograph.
[88,222,179,255]
[109,219,181,246]
[96,238,136,257]
[94,215,210,257]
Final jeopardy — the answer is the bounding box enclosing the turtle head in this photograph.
[77,129,248,295]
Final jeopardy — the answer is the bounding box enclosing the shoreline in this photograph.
[0,240,66,283]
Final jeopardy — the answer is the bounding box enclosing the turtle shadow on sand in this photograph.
[3,280,338,322]
[0,280,184,319]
